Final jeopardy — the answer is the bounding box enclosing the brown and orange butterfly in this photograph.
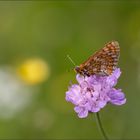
[74,41,120,76]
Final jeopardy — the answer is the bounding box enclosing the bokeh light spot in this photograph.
[0,68,33,119]
[17,58,50,85]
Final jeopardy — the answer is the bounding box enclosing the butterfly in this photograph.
[74,41,120,76]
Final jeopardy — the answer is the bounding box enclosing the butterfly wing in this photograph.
[78,41,120,76]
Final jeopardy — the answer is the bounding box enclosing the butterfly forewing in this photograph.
[75,41,120,76]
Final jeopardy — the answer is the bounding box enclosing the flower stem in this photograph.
[95,112,109,140]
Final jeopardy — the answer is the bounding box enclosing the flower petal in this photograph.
[65,68,126,118]
[108,89,126,105]
[76,74,85,84]
[74,106,88,118]
[66,85,82,105]
[113,68,121,79]
[106,68,121,87]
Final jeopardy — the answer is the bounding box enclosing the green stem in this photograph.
[95,112,109,140]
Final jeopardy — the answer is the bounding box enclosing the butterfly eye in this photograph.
[74,66,80,73]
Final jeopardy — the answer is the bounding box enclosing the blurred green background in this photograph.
[0,1,139,139]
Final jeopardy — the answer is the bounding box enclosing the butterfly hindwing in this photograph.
[75,41,120,76]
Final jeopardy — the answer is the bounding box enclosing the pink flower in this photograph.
[66,68,126,118]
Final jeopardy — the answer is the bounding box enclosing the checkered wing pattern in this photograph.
[75,41,120,76]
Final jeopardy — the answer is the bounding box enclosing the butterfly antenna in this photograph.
[66,54,76,66]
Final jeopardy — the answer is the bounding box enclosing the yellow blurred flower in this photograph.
[17,58,50,85]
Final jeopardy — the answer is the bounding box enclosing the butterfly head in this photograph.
[74,66,83,74]
[74,66,80,73]
[74,66,90,76]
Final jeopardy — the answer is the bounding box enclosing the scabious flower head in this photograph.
[65,68,126,118]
